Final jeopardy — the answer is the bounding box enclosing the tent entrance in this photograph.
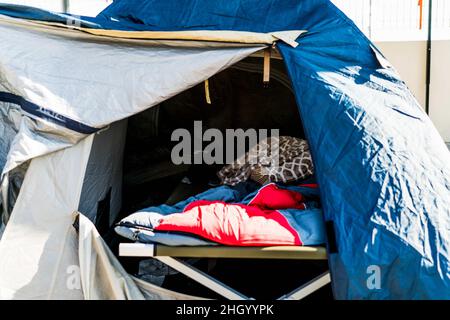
[78,55,330,299]
[121,56,305,215]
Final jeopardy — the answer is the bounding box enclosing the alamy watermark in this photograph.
[66,265,81,291]
[171,121,280,166]
[366,265,381,290]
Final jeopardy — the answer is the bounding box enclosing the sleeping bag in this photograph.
[116,183,326,246]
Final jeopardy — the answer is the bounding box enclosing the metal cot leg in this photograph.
[277,271,331,300]
[156,256,250,300]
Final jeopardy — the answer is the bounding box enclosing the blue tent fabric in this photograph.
[0,4,100,28]
[0,0,449,299]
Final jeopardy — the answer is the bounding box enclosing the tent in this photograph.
[0,0,449,300]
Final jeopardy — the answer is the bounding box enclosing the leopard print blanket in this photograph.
[217,136,314,186]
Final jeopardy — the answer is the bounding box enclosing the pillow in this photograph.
[115,211,217,246]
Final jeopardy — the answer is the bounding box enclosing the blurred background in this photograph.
[1,0,449,147]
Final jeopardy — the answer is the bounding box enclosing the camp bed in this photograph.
[119,243,330,300]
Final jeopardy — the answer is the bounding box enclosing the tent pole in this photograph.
[63,0,69,13]
[425,0,432,115]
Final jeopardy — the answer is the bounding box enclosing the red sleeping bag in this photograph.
[155,184,307,246]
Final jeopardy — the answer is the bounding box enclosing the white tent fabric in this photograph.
[78,213,204,300]
[0,135,93,299]
[0,14,265,175]
[0,134,204,299]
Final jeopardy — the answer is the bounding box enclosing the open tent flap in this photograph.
[0,12,281,223]
[0,131,203,299]
[0,13,270,176]
[0,135,93,299]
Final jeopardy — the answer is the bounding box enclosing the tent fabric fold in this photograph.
[0,13,264,175]
[77,213,204,300]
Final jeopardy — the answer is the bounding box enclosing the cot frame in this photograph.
[119,243,330,300]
